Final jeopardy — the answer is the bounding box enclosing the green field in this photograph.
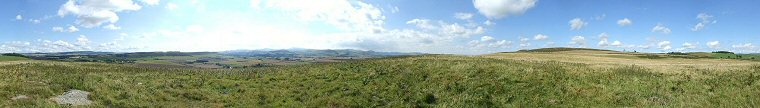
[2,50,760,107]
[0,56,28,62]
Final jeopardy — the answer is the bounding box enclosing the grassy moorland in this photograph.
[2,49,760,107]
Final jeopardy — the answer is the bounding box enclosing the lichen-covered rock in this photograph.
[52,90,92,106]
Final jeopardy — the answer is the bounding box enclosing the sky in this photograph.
[2,0,760,54]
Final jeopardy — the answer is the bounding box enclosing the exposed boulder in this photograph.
[51,89,92,106]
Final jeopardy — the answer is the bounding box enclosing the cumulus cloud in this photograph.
[732,43,756,53]
[569,18,587,30]
[682,42,697,49]
[52,26,80,32]
[454,13,474,20]
[675,42,697,52]
[519,37,530,48]
[472,0,537,19]
[481,36,495,41]
[261,0,386,33]
[57,0,143,28]
[533,34,548,40]
[691,23,705,31]
[569,36,586,47]
[733,43,755,49]
[617,18,632,26]
[406,19,436,29]
[692,13,715,31]
[15,15,22,20]
[597,33,609,47]
[658,41,671,50]
[651,24,672,34]
[103,24,121,30]
[440,23,484,38]
[610,41,622,47]
[469,36,512,49]
[707,41,720,49]
[77,35,90,46]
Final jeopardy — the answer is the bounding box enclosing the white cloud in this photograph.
[469,36,512,49]
[483,20,495,26]
[638,45,652,49]
[52,40,78,50]
[103,24,121,30]
[140,0,160,5]
[651,24,672,34]
[732,43,756,53]
[454,13,474,20]
[262,0,386,33]
[491,40,511,48]
[682,42,697,49]
[472,0,537,19]
[691,23,705,31]
[391,6,399,13]
[597,33,609,47]
[569,36,586,47]
[68,26,79,32]
[692,13,715,32]
[707,41,720,49]
[15,15,22,20]
[733,43,755,49]
[52,27,64,32]
[658,41,671,50]
[166,3,178,10]
[569,18,587,30]
[440,23,484,38]
[518,37,530,48]
[406,19,436,29]
[610,41,622,47]
[57,0,142,28]
[481,36,494,41]
[533,34,548,40]
[186,25,204,33]
[520,37,530,43]
[697,13,714,23]
[52,26,79,32]
[617,18,632,26]
[77,35,90,46]
[29,19,41,24]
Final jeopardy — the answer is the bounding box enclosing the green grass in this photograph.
[1,55,760,107]
[0,56,29,61]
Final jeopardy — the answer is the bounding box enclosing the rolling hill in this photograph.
[1,48,759,107]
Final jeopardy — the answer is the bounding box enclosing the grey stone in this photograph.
[11,95,29,100]
[52,89,92,106]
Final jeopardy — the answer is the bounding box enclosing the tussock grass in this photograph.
[1,55,759,107]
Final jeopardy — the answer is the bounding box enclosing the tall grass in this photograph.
[1,55,759,107]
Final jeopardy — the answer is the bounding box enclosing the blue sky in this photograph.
[2,0,760,54]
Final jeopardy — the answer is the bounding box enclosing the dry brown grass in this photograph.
[482,50,760,73]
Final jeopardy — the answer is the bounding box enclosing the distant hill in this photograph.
[515,47,615,53]
[221,49,423,58]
